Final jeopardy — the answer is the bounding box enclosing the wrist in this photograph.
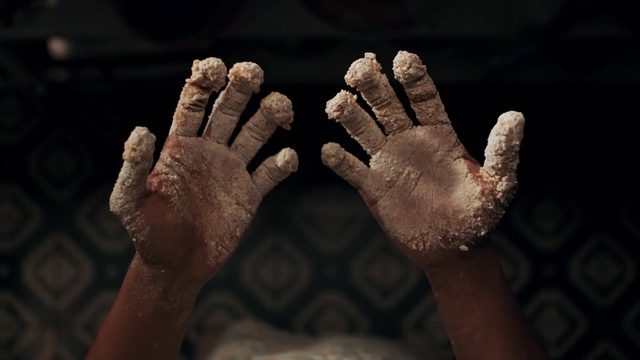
[420,240,505,293]
[87,252,203,360]
[417,239,550,360]
[408,236,491,273]
[128,253,203,308]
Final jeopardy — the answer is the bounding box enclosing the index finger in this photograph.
[202,62,264,144]
[169,58,227,137]
[392,51,450,127]
[345,52,413,135]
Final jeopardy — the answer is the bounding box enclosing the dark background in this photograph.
[1,0,639,359]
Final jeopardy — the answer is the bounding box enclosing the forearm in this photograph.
[86,253,202,360]
[422,241,550,360]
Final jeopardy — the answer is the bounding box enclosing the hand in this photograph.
[110,58,298,284]
[321,51,524,267]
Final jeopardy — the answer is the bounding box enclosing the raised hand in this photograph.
[109,58,298,284]
[321,51,524,267]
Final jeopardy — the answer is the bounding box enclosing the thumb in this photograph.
[483,111,524,204]
[110,126,156,218]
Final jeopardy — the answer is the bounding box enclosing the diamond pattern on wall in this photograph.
[76,185,131,254]
[240,234,311,311]
[525,289,588,359]
[22,232,94,309]
[292,291,370,336]
[350,234,421,310]
[74,290,118,348]
[490,230,531,293]
[584,341,629,360]
[0,94,39,145]
[29,131,93,200]
[2,66,640,359]
[569,232,635,306]
[188,291,252,345]
[35,328,76,360]
[0,183,42,252]
[623,300,640,348]
[401,293,453,360]
[512,189,582,251]
[0,292,38,359]
[293,184,370,253]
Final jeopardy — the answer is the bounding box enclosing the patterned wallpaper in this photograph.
[0,78,639,360]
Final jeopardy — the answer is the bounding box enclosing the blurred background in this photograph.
[1,0,638,359]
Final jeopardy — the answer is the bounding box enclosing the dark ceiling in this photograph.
[1,0,638,91]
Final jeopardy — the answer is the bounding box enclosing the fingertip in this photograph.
[251,148,298,196]
[320,142,344,168]
[345,52,382,89]
[498,110,525,126]
[261,92,294,130]
[123,127,156,163]
[392,50,426,84]
[275,147,298,173]
[483,111,526,180]
[189,57,227,91]
[320,142,369,192]
[112,126,155,217]
[228,62,264,93]
[494,111,525,143]
[325,90,357,121]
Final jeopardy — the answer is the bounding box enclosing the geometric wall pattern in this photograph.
[1,80,638,360]
[2,1,640,358]
[525,289,589,359]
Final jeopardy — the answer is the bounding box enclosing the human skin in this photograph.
[87,51,550,360]
[322,51,550,359]
[85,58,297,360]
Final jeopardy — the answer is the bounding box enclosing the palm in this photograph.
[110,58,297,283]
[365,125,492,253]
[322,51,524,264]
[135,136,261,279]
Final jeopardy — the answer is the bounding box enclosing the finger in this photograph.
[483,111,525,202]
[393,50,450,126]
[251,147,298,197]
[321,142,370,192]
[110,126,156,217]
[202,62,264,144]
[230,92,294,164]
[169,58,227,137]
[326,90,386,156]
[344,52,412,135]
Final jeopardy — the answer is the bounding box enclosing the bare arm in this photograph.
[425,242,545,359]
[86,58,298,360]
[322,51,549,360]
